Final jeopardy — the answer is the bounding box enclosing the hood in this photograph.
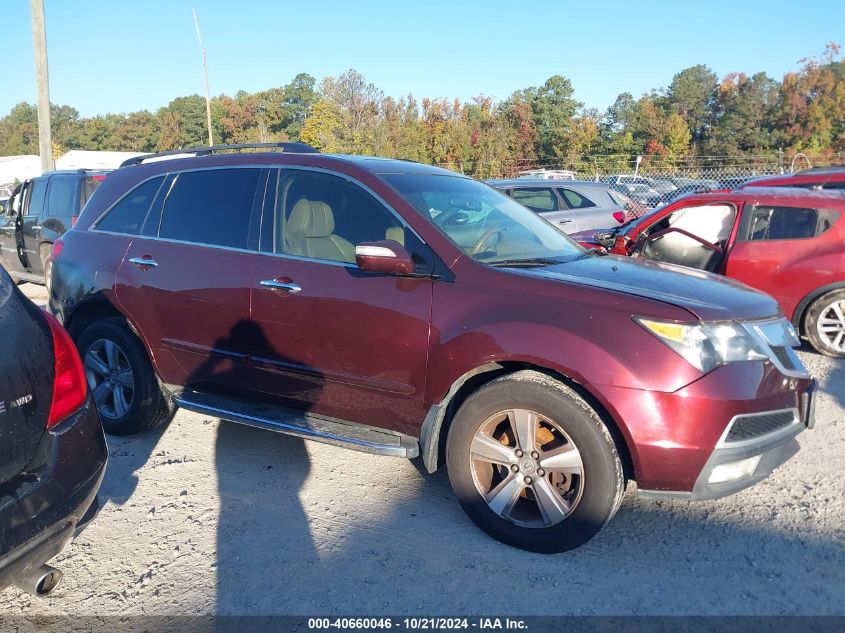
[569,227,612,245]
[521,254,780,322]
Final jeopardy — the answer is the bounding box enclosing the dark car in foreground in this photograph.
[51,143,813,553]
[0,267,107,595]
[0,169,108,287]
[487,179,629,233]
[571,187,845,357]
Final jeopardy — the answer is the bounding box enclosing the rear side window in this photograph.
[745,206,840,241]
[82,175,107,206]
[27,179,47,216]
[158,168,260,249]
[559,188,596,209]
[46,176,77,217]
[95,177,164,235]
[511,188,559,212]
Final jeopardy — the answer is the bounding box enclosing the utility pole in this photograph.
[192,7,214,146]
[30,0,54,172]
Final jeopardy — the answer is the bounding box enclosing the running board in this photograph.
[173,389,419,458]
[11,271,44,284]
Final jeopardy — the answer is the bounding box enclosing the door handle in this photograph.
[129,256,158,268]
[260,279,301,293]
[32,225,42,231]
[559,219,573,224]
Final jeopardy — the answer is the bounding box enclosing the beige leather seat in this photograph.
[286,198,355,263]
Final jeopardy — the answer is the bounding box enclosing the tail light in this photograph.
[612,211,625,224]
[50,239,64,261]
[43,311,86,428]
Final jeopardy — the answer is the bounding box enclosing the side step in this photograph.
[11,271,44,284]
[173,389,419,458]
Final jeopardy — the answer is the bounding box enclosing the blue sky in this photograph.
[1,0,843,118]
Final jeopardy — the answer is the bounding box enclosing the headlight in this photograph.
[636,318,769,373]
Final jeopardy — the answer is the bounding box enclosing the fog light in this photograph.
[707,455,761,485]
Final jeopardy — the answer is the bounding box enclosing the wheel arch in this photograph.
[418,360,637,483]
[792,282,845,333]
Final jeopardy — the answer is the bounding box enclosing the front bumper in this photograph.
[0,397,107,591]
[593,359,815,496]
[637,379,816,500]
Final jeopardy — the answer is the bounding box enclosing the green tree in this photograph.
[666,64,718,146]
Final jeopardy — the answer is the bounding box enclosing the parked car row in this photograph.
[35,142,813,556]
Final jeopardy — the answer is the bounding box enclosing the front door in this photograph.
[249,168,434,437]
[115,167,266,392]
[633,202,739,273]
[20,177,49,273]
[0,184,27,275]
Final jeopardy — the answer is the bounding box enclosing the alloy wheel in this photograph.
[469,408,585,528]
[816,299,845,352]
[84,338,135,419]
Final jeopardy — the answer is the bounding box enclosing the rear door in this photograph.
[115,167,265,392]
[35,174,79,274]
[249,167,434,436]
[726,203,842,318]
[0,270,53,485]
[555,186,612,232]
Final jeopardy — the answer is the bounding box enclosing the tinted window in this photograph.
[27,179,47,216]
[559,188,596,209]
[82,175,107,205]
[746,206,839,240]
[96,177,164,235]
[274,170,403,264]
[822,182,845,190]
[159,169,259,249]
[46,176,77,217]
[511,188,559,212]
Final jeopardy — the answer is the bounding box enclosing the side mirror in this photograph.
[355,240,414,275]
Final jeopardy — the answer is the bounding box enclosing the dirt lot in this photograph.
[4,283,844,615]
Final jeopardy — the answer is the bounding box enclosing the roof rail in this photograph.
[795,165,845,175]
[119,142,319,168]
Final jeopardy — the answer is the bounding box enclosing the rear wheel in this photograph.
[446,370,624,553]
[804,290,845,358]
[77,318,175,435]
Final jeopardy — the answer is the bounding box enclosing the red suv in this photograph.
[49,144,815,552]
[572,187,845,357]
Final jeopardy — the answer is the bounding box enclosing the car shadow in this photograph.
[201,436,845,615]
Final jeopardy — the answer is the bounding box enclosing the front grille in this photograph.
[725,411,795,443]
[770,345,796,370]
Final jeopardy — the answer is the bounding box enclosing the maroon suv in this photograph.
[49,143,815,552]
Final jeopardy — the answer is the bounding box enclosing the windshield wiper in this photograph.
[488,257,565,268]
[575,248,607,260]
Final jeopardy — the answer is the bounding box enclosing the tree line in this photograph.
[0,44,842,178]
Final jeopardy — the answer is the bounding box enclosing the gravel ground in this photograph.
[4,283,844,615]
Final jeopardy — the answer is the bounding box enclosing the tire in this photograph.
[77,318,175,435]
[804,290,845,358]
[446,370,624,553]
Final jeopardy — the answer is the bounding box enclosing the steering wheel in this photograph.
[471,228,505,256]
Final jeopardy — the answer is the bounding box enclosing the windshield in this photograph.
[384,174,582,264]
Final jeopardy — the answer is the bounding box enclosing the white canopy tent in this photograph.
[55,150,144,170]
[0,155,42,188]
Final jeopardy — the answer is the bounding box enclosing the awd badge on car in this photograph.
[0,394,34,414]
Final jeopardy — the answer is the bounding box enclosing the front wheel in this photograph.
[804,290,845,358]
[77,318,175,435]
[446,370,625,553]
